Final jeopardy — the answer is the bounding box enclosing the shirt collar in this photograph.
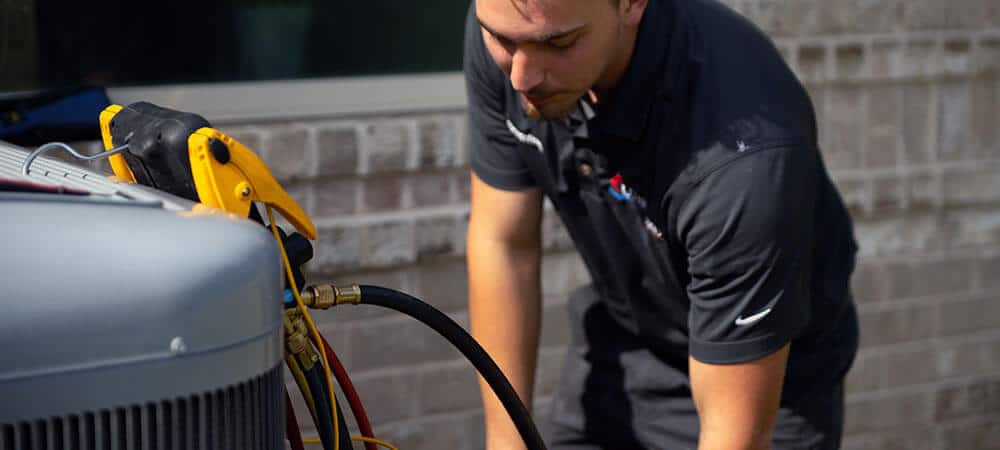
[589,0,681,142]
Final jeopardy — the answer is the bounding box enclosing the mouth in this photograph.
[521,92,558,106]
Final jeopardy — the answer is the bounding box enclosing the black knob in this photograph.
[209,139,231,164]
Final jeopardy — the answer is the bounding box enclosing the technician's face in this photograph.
[476,0,629,121]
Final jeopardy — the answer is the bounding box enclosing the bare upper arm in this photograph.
[689,344,790,450]
[468,171,544,247]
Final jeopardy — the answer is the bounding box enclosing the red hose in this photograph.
[312,333,378,450]
[285,389,306,450]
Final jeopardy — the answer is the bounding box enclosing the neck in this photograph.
[590,21,640,103]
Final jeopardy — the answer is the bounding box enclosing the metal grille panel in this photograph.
[0,366,283,450]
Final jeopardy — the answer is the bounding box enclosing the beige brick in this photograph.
[419,117,460,169]
[938,295,1000,336]
[796,44,828,83]
[361,220,415,268]
[840,435,877,450]
[415,363,480,415]
[897,0,951,30]
[976,37,1000,74]
[937,80,973,162]
[906,171,940,210]
[535,347,568,399]
[901,40,939,79]
[542,208,573,252]
[825,85,864,170]
[864,85,901,169]
[360,177,404,213]
[938,418,1000,450]
[943,38,974,76]
[313,179,358,219]
[871,176,905,213]
[836,43,867,80]
[813,0,853,34]
[454,210,470,256]
[845,349,884,394]
[853,214,956,257]
[886,257,975,300]
[415,215,459,261]
[310,224,362,273]
[755,0,816,36]
[346,317,462,373]
[453,171,472,203]
[541,251,592,298]
[409,173,453,208]
[844,391,933,433]
[316,125,359,176]
[857,303,937,348]
[942,164,1000,206]
[934,379,1000,421]
[849,0,905,34]
[869,40,904,80]
[901,82,934,166]
[831,177,869,218]
[364,121,411,174]
[540,301,572,348]
[981,254,1000,292]
[225,128,263,155]
[883,341,981,387]
[971,75,998,158]
[851,262,890,304]
[350,371,418,424]
[413,260,468,313]
[384,413,481,450]
[874,429,939,450]
[264,126,310,181]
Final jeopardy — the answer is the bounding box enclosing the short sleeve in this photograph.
[677,146,816,364]
[463,3,536,190]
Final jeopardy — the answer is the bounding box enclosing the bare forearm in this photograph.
[468,236,541,450]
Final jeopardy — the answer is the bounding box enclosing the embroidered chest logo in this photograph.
[505,119,544,153]
[608,174,664,240]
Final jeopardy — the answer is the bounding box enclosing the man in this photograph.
[464,0,859,449]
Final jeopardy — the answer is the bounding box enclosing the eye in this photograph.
[489,32,515,49]
[547,36,576,50]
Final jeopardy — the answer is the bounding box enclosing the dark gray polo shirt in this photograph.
[465,0,859,398]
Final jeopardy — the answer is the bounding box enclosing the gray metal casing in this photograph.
[0,141,284,424]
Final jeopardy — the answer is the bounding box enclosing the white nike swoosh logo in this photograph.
[735,307,772,326]
[506,119,544,153]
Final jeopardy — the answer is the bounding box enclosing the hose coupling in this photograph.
[301,284,336,309]
[285,331,310,356]
[334,284,362,305]
[301,283,361,308]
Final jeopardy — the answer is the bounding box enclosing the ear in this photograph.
[621,0,648,27]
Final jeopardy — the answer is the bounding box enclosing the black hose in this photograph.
[303,364,353,450]
[357,285,547,450]
[302,364,336,450]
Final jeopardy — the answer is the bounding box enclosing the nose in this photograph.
[509,49,543,93]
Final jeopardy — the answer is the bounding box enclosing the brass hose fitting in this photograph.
[300,283,361,308]
[283,310,320,370]
[334,284,362,305]
[301,284,335,309]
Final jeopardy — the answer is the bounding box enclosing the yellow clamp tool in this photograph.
[99,103,315,240]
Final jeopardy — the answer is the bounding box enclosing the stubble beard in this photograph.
[522,94,581,121]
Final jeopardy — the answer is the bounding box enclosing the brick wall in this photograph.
[65,1,999,448]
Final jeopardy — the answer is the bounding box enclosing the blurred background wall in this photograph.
[5,0,999,448]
